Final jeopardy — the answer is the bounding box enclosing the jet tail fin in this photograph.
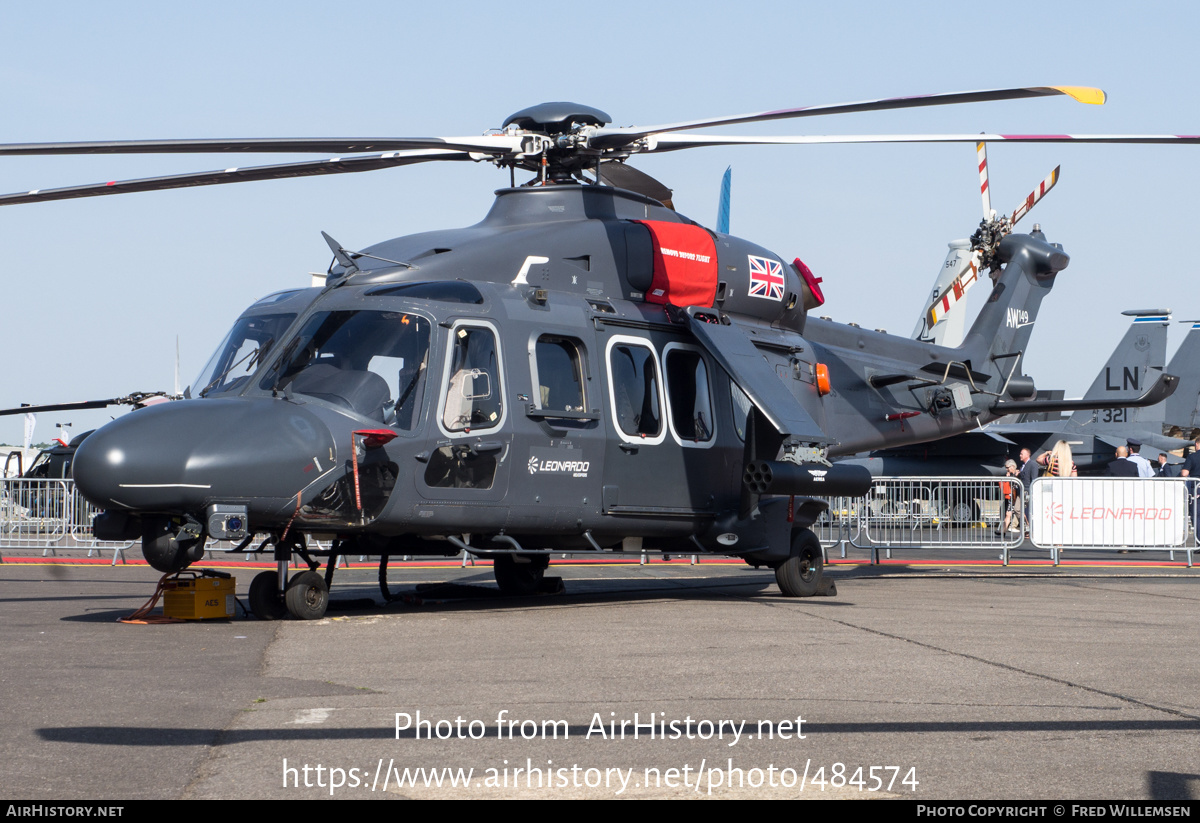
[1165,320,1200,435]
[1064,310,1170,425]
[716,166,731,234]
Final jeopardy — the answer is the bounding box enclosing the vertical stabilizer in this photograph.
[1068,310,1170,426]
[956,230,1068,380]
[913,239,977,346]
[1165,320,1200,434]
[716,166,731,234]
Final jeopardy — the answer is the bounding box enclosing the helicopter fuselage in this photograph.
[72,184,1066,575]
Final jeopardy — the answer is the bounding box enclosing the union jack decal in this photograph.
[748,254,784,300]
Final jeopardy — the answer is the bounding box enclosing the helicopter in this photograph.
[0,86,1187,619]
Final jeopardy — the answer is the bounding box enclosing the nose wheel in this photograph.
[248,570,288,620]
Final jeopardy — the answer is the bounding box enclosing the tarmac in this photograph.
[3,549,1200,800]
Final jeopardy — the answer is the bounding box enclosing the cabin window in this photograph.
[440,324,504,433]
[731,381,752,442]
[534,336,587,416]
[664,345,714,446]
[607,338,664,442]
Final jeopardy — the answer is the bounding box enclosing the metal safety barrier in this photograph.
[4,475,1198,567]
[1031,476,1196,564]
[0,477,134,562]
[812,495,864,552]
[848,477,1027,560]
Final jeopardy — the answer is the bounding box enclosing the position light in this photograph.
[815,363,831,396]
[354,429,398,449]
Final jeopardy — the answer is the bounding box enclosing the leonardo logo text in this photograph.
[528,457,590,477]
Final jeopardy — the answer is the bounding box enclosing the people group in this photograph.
[1105,437,1187,478]
[1006,438,1196,539]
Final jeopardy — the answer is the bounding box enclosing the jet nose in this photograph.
[73,397,338,514]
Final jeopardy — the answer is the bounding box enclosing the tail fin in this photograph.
[716,166,731,234]
[955,228,1068,387]
[911,240,977,346]
[1067,310,1169,426]
[1165,321,1200,433]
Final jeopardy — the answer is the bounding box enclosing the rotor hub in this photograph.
[503,102,611,135]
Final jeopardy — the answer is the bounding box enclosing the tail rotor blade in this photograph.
[977,141,993,219]
[1010,165,1061,226]
[922,251,982,342]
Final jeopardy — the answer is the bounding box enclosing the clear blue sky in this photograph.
[2,0,1197,443]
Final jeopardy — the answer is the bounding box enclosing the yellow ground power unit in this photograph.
[163,571,237,620]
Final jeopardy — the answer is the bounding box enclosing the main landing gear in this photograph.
[492,554,550,595]
[247,535,331,621]
[774,528,824,598]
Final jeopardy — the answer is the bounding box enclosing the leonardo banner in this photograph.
[1030,477,1188,548]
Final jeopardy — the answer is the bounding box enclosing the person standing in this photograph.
[1017,447,1037,535]
[998,459,1020,536]
[1155,453,1175,477]
[1106,446,1139,477]
[1180,440,1200,531]
[1126,438,1154,478]
[1038,440,1078,477]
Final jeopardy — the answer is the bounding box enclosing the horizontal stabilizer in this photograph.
[1097,434,1128,450]
[869,373,919,389]
[991,373,1178,415]
[920,362,992,384]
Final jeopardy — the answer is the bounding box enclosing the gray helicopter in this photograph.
[0,87,1186,619]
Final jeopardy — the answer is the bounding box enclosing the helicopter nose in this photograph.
[73,397,338,514]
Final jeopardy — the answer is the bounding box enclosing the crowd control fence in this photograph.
[2,476,1198,567]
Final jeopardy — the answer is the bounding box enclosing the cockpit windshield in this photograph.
[259,310,431,428]
[190,312,296,398]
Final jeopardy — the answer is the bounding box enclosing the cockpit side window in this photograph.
[440,324,504,433]
[191,312,296,398]
[260,310,430,428]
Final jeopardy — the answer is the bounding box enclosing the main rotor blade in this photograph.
[596,161,674,205]
[0,135,526,157]
[0,392,166,417]
[0,149,470,206]
[590,86,1106,149]
[645,132,1200,151]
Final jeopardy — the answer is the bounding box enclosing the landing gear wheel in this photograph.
[284,571,329,620]
[493,554,549,595]
[249,571,287,620]
[775,529,823,598]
